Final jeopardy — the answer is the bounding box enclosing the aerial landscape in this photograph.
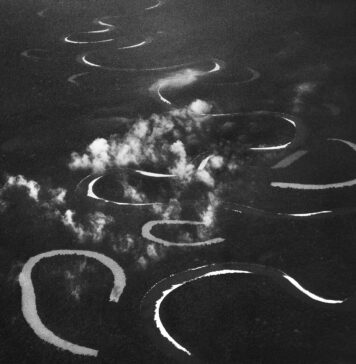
[0,0,355,363]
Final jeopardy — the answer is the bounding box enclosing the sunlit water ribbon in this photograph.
[145,0,166,11]
[229,203,335,219]
[63,35,115,44]
[78,169,176,206]
[117,36,153,50]
[141,262,355,362]
[271,150,308,169]
[19,250,126,356]
[135,170,176,178]
[68,37,154,86]
[62,9,155,45]
[271,138,356,189]
[210,111,306,151]
[155,59,225,105]
[78,52,221,73]
[141,220,225,247]
[155,65,259,107]
[87,176,158,206]
[197,155,213,170]
[189,111,305,152]
[203,66,260,86]
[64,31,151,47]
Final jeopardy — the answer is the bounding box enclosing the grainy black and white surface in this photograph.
[0,0,356,363]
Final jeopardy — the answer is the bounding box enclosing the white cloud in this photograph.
[87,138,111,172]
[189,99,213,115]
[69,152,92,170]
[49,187,67,204]
[196,169,215,188]
[0,175,68,212]
[62,210,86,241]
[68,104,214,183]
[169,140,195,182]
[200,203,215,226]
[146,244,159,260]
[0,174,114,245]
[112,234,135,254]
[61,210,113,243]
[150,69,206,105]
[122,182,147,203]
[69,138,110,173]
[200,192,220,227]
[3,175,40,201]
[89,212,114,242]
[292,82,318,113]
[152,198,182,219]
[209,155,224,169]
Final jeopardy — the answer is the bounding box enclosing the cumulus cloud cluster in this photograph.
[110,232,165,270]
[68,100,220,188]
[4,175,41,201]
[0,174,114,245]
[1,101,259,270]
[0,174,220,268]
[69,116,175,173]
[189,99,213,115]
[61,210,114,243]
[0,174,66,211]
[66,102,251,250]
[68,101,257,203]
[152,198,182,219]
[169,140,195,181]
